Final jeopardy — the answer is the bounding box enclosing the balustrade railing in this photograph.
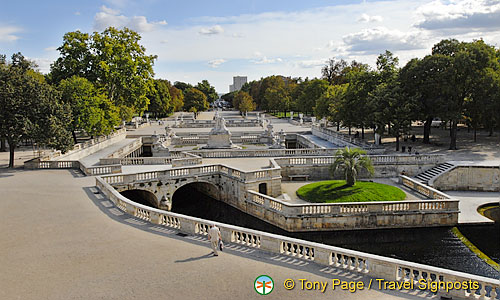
[96,176,498,300]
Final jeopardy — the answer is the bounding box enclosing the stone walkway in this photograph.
[446,191,499,224]
[0,168,425,300]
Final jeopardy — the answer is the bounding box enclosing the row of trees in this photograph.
[1,27,218,167]
[223,39,499,150]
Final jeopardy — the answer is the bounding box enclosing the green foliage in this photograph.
[183,87,208,112]
[59,76,120,141]
[195,80,218,103]
[168,83,184,112]
[296,180,406,203]
[315,84,347,121]
[295,79,329,114]
[147,79,173,117]
[0,53,73,167]
[329,147,374,186]
[50,27,157,117]
[233,91,256,113]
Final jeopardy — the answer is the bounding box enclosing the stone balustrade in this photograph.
[246,190,458,218]
[401,175,452,200]
[311,125,386,154]
[96,176,499,300]
[274,154,444,167]
[174,119,262,128]
[186,148,341,158]
[101,163,280,186]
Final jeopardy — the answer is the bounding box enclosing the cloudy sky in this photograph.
[1,0,499,92]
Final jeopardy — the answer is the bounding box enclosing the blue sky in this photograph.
[1,0,499,92]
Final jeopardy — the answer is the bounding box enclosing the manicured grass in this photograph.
[296,180,406,203]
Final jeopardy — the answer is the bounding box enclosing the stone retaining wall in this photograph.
[433,166,500,192]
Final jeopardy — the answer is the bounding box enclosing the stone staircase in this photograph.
[415,162,455,185]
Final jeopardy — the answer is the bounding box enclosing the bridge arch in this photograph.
[120,189,158,208]
[171,181,221,212]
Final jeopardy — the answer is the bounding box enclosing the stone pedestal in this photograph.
[203,116,236,149]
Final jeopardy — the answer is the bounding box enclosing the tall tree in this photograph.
[59,76,120,143]
[147,79,173,117]
[296,79,329,115]
[233,91,256,115]
[183,87,208,112]
[195,80,218,103]
[50,27,157,117]
[0,53,73,168]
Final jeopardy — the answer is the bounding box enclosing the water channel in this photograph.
[125,187,500,279]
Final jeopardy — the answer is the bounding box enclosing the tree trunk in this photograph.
[361,127,365,139]
[8,141,15,168]
[489,127,493,136]
[449,120,457,150]
[0,137,5,152]
[348,127,351,135]
[72,131,78,144]
[387,123,391,135]
[473,127,477,142]
[423,117,432,144]
[395,134,400,152]
[346,171,355,187]
[336,122,340,131]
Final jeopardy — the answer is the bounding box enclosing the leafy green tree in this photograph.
[221,91,236,106]
[264,87,291,115]
[59,76,120,143]
[343,64,377,137]
[183,87,208,112]
[315,84,347,124]
[195,80,218,103]
[233,91,256,114]
[0,53,73,168]
[167,83,184,112]
[147,79,173,117]
[329,147,374,187]
[296,79,329,115]
[257,76,285,111]
[50,27,157,117]
[173,81,192,93]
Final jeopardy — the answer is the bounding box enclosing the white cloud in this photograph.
[208,58,226,68]
[232,33,244,38]
[93,6,167,32]
[199,25,224,35]
[296,59,325,68]
[0,25,22,42]
[416,0,500,32]
[74,11,81,16]
[357,13,384,23]
[44,46,58,52]
[100,5,119,15]
[252,56,283,64]
[342,27,425,54]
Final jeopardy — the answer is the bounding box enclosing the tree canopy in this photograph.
[1,53,73,167]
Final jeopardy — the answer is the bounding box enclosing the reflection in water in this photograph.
[171,187,499,278]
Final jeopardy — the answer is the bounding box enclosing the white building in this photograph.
[229,76,247,92]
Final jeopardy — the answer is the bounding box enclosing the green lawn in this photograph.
[296,180,406,203]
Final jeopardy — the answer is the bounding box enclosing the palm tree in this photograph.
[329,147,374,186]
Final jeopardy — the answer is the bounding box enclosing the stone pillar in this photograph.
[299,113,303,124]
[290,111,293,120]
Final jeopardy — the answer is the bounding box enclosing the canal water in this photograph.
[144,188,500,279]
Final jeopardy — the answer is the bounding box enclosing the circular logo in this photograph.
[254,275,274,295]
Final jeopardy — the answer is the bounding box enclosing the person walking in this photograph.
[207,224,222,256]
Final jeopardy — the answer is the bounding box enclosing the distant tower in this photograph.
[229,76,247,92]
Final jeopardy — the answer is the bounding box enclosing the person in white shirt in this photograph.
[207,224,222,256]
